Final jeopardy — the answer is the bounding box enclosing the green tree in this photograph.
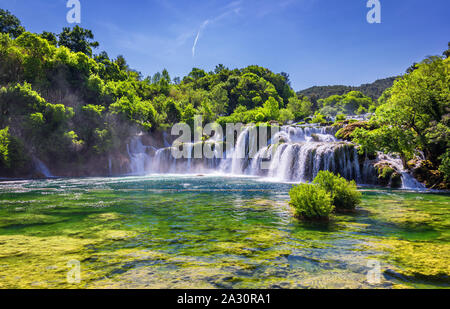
[39,31,57,46]
[263,97,280,120]
[279,109,294,124]
[58,26,99,56]
[352,56,450,177]
[210,84,229,116]
[444,42,450,59]
[0,9,25,38]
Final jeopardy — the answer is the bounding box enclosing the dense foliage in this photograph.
[313,171,362,211]
[297,77,397,101]
[317,90,375,117]
[352,56,450,181]
[0,10,303,176]
[0,10,448,187]
[0,9,24,39]
[289,184,334,220]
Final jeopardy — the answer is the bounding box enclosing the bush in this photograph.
[335,114,347,122]
[289,184,334,220]
[278,108,294,124]
[0,127,28,172]
[311,112,327,124]
[313,171,362,211]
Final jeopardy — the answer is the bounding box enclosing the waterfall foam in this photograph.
[376,154,426,190]
[125,125,424,188]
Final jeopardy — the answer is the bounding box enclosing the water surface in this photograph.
[0,176,448,289]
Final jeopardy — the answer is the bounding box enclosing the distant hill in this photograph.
[297,77,398,101]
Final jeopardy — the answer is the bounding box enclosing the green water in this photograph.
[0,176,448,289]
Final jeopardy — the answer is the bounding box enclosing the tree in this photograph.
[161,69,171,83]
[190,67,207,80]
[279,108,294,124]
[114,55,128,71]
[152,72,162,84]
[210,84,229,116]
[352,56,450,175]
[0,9,25,39]
[39,31,57,46]
[318,91,374,116]
[444,42,450,59]
[58,26,99,56]
[263,97,280,120]
[280,72,291,87]
[406,62,418,74]
[287,96,312,120]
[214,64,227,74]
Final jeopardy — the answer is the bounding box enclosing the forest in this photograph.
[0,9,449,188]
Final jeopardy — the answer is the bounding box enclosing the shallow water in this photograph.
[0,175,448,289]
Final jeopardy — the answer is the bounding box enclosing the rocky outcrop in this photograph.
[335,121,374,141]
[374,162,403,189]
[408,160,449,190]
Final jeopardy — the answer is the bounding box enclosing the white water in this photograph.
[126,136,155,175]
[376,154,426,190]
[126,125,424,189]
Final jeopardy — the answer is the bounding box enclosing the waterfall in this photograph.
[127,136,155,175]
[377,154,426,190]
[108,157,112,176]
[125,124,424,188]
[33,158,53,178]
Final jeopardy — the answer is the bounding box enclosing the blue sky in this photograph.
[1,0,449,90]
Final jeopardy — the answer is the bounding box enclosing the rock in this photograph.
[335,121,373,141]
[410,160,449,190]
[390,172,403,189]
[374,162,402,188]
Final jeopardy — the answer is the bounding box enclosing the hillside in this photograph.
[297,77,398,101]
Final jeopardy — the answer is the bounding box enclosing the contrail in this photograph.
[191,1,242,58]
[192,20,209,58]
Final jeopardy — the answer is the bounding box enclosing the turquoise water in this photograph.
[0,175,448,289]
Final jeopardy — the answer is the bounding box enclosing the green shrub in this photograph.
[0,127,10,167]
[335,114,347,122]
[289,184,334,220]
[439,150,450,181]
[0,127,28,171]
[311,112,327,124]
[313,171,362,211]
[278,108,294,124]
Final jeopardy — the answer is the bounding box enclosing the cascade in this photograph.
[127,136,155,175]
[125,125,424,188]
[376,154,426,190]
[33,158,53,178]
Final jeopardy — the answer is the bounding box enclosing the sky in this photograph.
[1,0,449,90]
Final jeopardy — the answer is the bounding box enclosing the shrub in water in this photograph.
[313,171,362,211]
[289,184,334,221]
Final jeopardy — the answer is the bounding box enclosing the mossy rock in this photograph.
[409,160,449,190]
[375,163,395,187]
[310,134,320,142]
[335,121,372,141]
[374,163,403,188]
[390,172,403,189]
